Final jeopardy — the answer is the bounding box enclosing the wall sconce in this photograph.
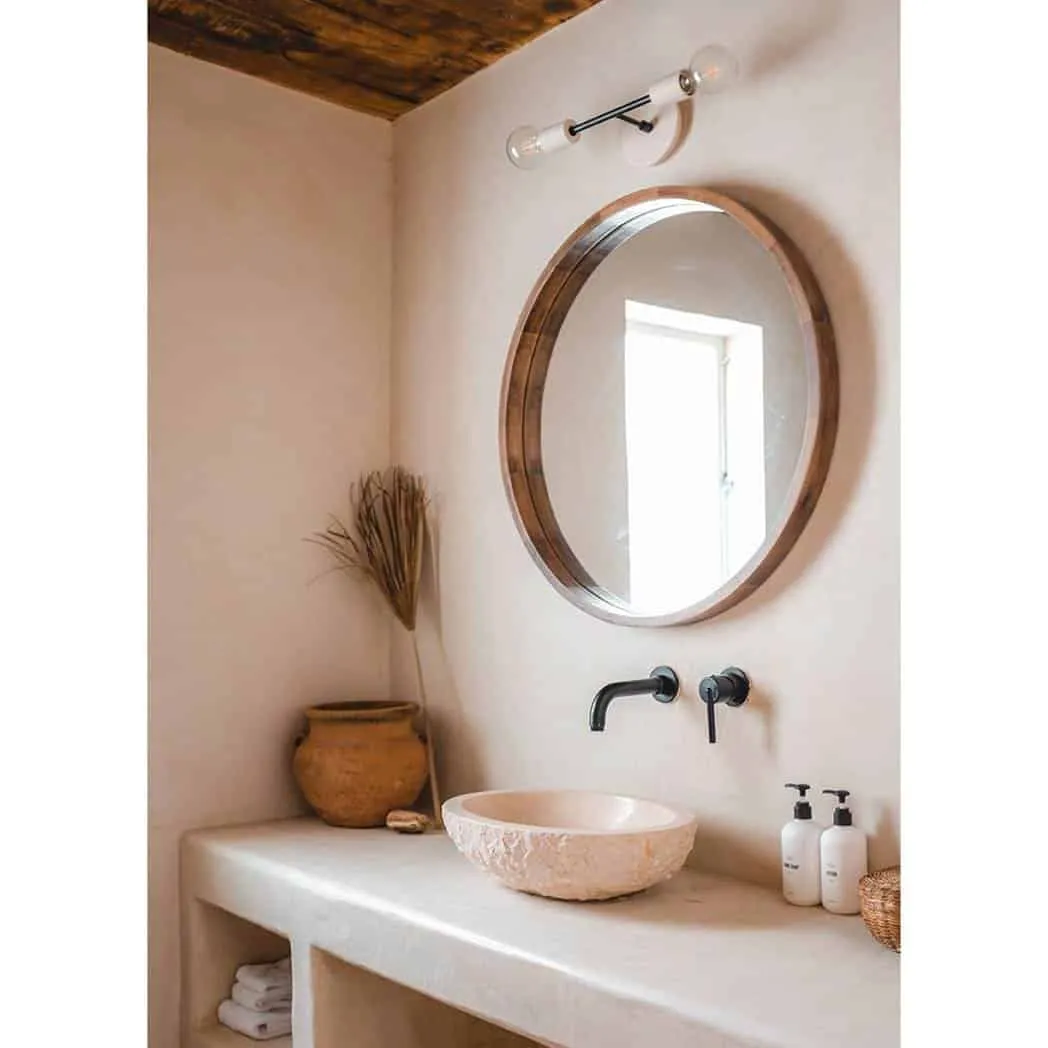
[505,44,738,170]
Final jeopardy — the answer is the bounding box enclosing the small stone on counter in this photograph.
[386,809,431,833]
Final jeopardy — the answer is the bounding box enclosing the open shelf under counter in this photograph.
[181,816,898,1048]
[190,1024,291,1048]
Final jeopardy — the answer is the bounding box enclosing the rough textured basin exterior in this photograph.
[442,790,698,901]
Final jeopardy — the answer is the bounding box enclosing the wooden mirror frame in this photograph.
[499,186,839,627]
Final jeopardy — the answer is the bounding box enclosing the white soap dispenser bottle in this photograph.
[781,783,822,906]
[819,789,868,914]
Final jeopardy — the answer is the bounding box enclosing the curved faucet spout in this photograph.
[589,666,680,731]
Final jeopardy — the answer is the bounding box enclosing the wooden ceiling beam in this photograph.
[148,0,605,120]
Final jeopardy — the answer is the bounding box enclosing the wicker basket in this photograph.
[859,866,900,952]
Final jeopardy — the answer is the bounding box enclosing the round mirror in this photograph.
[500,187,838,626]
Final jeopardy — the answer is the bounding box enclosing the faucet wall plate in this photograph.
[650,666,680,703]
[719,667,750,705]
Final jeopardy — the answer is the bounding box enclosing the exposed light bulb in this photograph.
[689,45,739,93]
[506,125,543,169]
[506,120,578,169]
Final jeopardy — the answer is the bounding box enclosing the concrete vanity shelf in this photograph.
[181,817,899,1048]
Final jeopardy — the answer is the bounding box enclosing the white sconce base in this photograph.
[618,104,684,167]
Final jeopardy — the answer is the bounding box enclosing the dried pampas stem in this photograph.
[411,631,443,828]
[308,467,442,828]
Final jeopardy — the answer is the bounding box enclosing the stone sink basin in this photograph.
[442,789,698,901]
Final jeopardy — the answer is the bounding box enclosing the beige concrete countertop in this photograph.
[182,817,898,1048]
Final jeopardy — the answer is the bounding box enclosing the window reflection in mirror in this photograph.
[623,300,765,614]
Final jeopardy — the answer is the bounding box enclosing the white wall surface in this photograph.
[149,44,393,1048]
[391,0,899,887]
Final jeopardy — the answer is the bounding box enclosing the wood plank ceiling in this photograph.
[148,1,605,120]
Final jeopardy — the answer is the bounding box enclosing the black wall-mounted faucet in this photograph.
[589,666,680,731]
[698,667,750,743]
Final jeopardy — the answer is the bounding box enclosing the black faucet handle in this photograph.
[697,667,750,744]
[699,668,750,706]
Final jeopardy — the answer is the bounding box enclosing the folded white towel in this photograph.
[234,958,292,994]
[218,999,292,1041]
[232,980,291,1013]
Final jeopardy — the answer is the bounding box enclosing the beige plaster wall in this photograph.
[148,45,392,1048]
[391,0,899,886]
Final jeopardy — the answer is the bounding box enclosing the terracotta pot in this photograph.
[292,701,428,827]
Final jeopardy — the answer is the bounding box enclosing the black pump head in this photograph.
[785,783,812,819]
[822,788,853,825]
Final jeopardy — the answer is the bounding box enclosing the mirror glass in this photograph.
[541,204,811,618]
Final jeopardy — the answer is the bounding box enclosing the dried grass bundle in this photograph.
[309,466,442,827]
[310,467,428,631]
